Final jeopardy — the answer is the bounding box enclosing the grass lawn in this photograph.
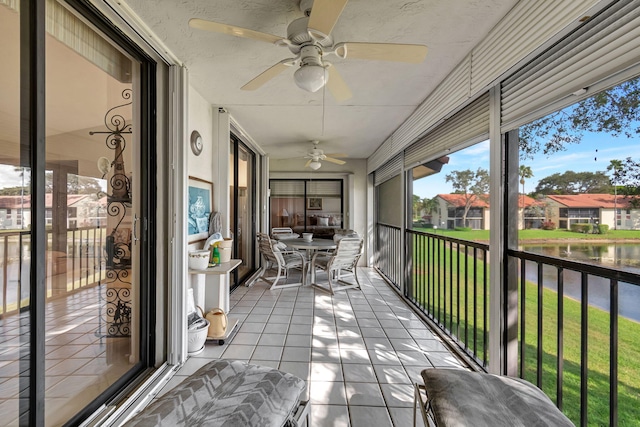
[521,279,640,426]
[409,236,640,426]
[414,227,640,243]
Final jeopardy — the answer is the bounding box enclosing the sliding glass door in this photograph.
[230,135,256,288]
[0,0,156,424]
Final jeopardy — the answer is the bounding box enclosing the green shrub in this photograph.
[455,227,472,232]
[570,223,593,233]
[598,224,609,234]
[541,221,556,230]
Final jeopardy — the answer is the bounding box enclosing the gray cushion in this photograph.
[421,369,575,427]
[126,359,306,427]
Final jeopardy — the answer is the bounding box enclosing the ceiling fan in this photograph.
[189,0,428,101]
[304,140,346,170]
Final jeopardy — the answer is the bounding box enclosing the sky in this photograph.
[412,132,640,200]
[0,165,28,189]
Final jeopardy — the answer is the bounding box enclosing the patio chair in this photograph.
[413,368,575,427]
[309,236,363,295]
[271,227,299,240]
[256,233,307,290]
[332,228,359,242]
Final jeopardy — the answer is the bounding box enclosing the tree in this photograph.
[519,165,533,196]
[519,165,533,227]
[422,197,439,221]
[607,159,623,230]
[534,170,611,195]
[445,168,490,227]
[519,76,640,159]
[0,173,103,196]
[607,157,640,209]
[412,194,421,220]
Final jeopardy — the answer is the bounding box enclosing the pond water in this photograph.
[521,243,640,322]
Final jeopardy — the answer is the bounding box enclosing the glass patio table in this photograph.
[284,238,337,284]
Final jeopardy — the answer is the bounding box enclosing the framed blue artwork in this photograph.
[187,176,213,243]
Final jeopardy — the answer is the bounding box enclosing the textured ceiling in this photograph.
[125,0,519,160]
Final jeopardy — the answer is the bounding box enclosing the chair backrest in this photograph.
[330,237,363,269]
[272,227,294,236]
[333,229,359,242]
[258,232,288,265]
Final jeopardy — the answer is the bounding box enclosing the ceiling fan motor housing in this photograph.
[287,17,333,52]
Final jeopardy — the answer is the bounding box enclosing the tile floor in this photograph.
[0,285,133,426]
[159,267,467,426]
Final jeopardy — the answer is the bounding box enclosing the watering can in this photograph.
[206,308,228,337]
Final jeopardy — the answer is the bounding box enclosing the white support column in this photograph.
[168,64,188,366]
[366,173,375,266]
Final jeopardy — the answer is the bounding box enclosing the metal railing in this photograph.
[0,226,106,317]
[375,223,402,290]
[508,249,640,427]
[405,229,489,368]
[375,221,636,426]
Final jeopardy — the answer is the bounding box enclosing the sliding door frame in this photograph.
[20,0,158,424]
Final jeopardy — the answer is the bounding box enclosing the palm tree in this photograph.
[519,165,533,229]
[607,159,623,230]
[422,197,439,223]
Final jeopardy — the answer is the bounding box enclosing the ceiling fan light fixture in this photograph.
[309,160,322,170]
[294,64,328,93]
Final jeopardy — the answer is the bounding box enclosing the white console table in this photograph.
[189,259,241,314]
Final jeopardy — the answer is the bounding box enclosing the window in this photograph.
[269,179,343,238]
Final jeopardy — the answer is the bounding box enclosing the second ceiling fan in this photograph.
[189,0,428,101]
[304,141,346,170]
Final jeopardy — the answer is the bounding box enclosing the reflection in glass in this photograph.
[0,2,29,425]
[43,1,138,424]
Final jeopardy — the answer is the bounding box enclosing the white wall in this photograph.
[187,86,215,251]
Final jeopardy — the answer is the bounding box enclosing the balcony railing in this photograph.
[375,223,402,290]
[405,229,489,368]
[375,223,638,426]
[0,226,106,317]
[508,249,640,427]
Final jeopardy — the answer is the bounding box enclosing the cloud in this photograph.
[0,165,27,188]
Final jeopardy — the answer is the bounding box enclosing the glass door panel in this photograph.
[0,2,30,425]
[269,179,344,239]
[230,138,255,287]
[44,1,139,424]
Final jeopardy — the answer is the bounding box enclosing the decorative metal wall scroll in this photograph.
[91,89,133,338]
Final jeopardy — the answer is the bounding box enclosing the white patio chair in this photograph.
[309,237,363,295]
[256,233,307,290]
[271,227,300,240]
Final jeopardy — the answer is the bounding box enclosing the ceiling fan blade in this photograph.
[325,153,348,158]
[341,42,428,63]
[324,156,346,165]
[307,0,348,37]
[304,159,313,168]
[189,18,283,44]
[241,62,290,91]
[326,65,352,102]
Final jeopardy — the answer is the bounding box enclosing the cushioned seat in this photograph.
[415,368,575,427]
[125,359,308,427]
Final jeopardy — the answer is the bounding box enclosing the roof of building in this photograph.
[438,193,540,208]
[545,193,631,208]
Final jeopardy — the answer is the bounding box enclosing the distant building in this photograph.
[0,194,106,230]
[430,193,543,230]
[544,194,639,230]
